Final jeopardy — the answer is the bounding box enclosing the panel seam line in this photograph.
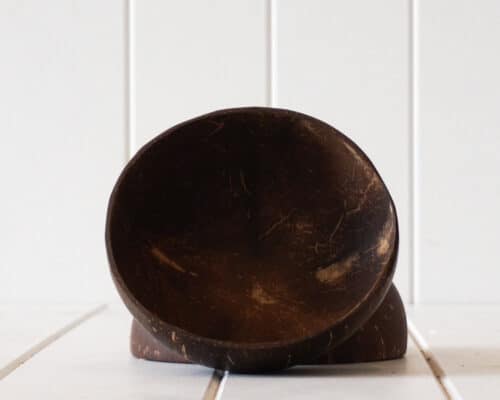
[409,0,420,304]
[267,0,277,107]
[125,0,136,160]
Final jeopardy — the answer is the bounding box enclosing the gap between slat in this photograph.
[125,0,136,160]
[409,0,420,305]
[0,304,107,380]
[408,318,462,400]
[202,369,227,400]
[267,0,277,107]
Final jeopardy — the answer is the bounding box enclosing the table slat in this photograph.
[0,305,97,372]
[409,306,500,399]
[221,337,443,399]
[0,305,213,399]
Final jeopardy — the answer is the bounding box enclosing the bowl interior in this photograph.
[107,109,396,344]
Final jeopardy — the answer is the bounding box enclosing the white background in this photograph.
[1,0,499,305]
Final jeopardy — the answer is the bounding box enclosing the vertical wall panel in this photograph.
[417,0,500,302]
[275,0,411,300]
[0,1,125,302]
[134,0,268,149]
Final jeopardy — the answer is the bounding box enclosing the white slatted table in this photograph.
[222,339,443,399]
[0,305,213,399]
[0,305,96,373]
[409,306,500,399]
[3,305,500,399]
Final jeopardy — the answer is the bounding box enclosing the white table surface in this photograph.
[409,305,500,399]
[0,304,100,375]
[222,339,443,399]
[0,305,213,399]
[2,304,497,399]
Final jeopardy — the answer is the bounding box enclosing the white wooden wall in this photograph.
[1,0,499,304]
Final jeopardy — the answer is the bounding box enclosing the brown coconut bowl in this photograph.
[105,107,398,372]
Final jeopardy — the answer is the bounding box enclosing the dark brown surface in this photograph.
[130,284,406,365]
[315,283,407,363]
[106,107,399,372]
